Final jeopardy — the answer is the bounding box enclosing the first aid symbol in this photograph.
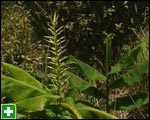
[1,104,16,119]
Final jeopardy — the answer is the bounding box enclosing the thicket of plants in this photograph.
[1,1,149,119]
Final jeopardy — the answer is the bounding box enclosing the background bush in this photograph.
[1,1,45,74]
[23,1,149,65]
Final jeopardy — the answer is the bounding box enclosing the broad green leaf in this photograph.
[67,72,90,91]
[2,75,59,112]
[15,95,59,112]
[68,55,106,81]
[67,72,105,99]
[2,75,47,101]
[74,100,102,119]
[110,62,149,89]
[75,102,118,119]
[110,93,149,110]
[109,45,142,74]
[2,62,43,88]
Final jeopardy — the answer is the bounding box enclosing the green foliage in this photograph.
[110,93,149,110]
[23,1,149,66]
[67,72,91,91]
[135,26,149,62]
[1,62,59,113]
[1,2,149,118]
[1,13,118,119]
[110,62,149,89]
[75,102,118,119]
[61,97,82,119]
[68,56,106,81]
[2,62,42,88]
[109,44,143,74]
[1,1,44,74]
[67,72,105,99]
[1,62,117,119]
[104,33,113,75]
[68,37,149,115]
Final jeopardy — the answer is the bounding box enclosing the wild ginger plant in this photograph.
[44,12,68,99]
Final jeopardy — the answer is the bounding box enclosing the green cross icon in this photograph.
[1,104,16,119]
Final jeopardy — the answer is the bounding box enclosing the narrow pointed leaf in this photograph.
[58,45,66,53]
[48,28,56,35]
[57,36,65,43]
[56,26,63,33]
[58,39,66,46]
[56,29,63,35]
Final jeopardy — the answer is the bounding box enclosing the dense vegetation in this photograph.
[1,1,149,119]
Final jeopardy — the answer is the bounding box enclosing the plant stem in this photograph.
[106,79,109,113]
[104,34,112,113]
[129,94,146,119]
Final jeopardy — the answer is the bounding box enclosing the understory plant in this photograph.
[67,33,149,118]
[1,13,118,119]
